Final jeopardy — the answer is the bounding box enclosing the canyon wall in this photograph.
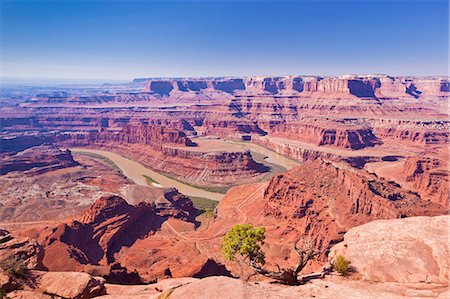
[143,75,449,98]
[0,144,79,175]
[260,159,446,262]
[403,157,449,206]
[55,125,269,188]
[270,122,382,150]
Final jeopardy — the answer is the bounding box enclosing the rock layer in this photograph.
[0,144,79,175]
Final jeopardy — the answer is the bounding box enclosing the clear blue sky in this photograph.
[1,0,448,80]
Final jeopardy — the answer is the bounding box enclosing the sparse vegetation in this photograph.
[157,287,174,299]
[143,175,160,185]
[333,255,350,275]
[221,224,320,285]
[163,174,230,194]
[203,207,214,218]
[222,224,266,264]
[0,255,27,278]
[75,151,124,175]
[189,196,219,213]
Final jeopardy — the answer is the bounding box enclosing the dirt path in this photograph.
[0,220,62,229]
[164,184,266,242]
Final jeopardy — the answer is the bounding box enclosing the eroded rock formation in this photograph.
[271,122,382,150]
[0,144,79,175]
[403,156,449,206]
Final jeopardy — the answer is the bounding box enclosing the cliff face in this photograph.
[403,157,449,206]
[56,125,269,188]
[271,122,382,150]
[144,78,246,94]
[0,144,79,175]
[42,193,194,270]
[261,159,445,260]
[375,127,449,145]
[99,125,196,150]
[252,135,377,167]
[0,135,44,153]
[56,124,195,151]
[143,75,449,98]
[36,193,219,282]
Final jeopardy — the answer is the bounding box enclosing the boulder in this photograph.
[6,290,52,299]
[329,215,450,284]
[0,229,45,270]
[37,271,106,299]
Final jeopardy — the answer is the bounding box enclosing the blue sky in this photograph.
[1,0,448,80]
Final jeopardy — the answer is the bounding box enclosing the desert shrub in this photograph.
[221,224,266,265]
[157,288,174,299]
[333,255,350,275]
[189,196,218,212]
[203,208,214,218]
[221,224,321,285]
[0,256,27,278]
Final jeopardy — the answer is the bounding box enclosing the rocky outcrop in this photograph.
[197,159,447,281]
[59,125,196,151]
[375,127,449,145]
[145,78,246,94]
[38,193,203,280]
[0,134,43,153]
[0,229,45,294]
[167,275,448,299]
[0,144,79,175]
[271,122,382,150]
[403,157,449,206]
[55,125,269,188]
[0,153,130,223]
[143,75,449,98]
[2,270,106,299]
[329,215,450,284]
[36,271,106,299]
[253,136,340,162]
[0,229,45,271]
[42,195,166,269]
[252,135,381,168]
[262,159,444,257]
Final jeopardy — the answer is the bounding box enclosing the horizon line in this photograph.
[2,73,449,83]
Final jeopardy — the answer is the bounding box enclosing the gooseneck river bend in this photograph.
[71,142,298,202]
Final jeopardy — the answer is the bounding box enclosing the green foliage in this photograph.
[143,175,159,185]
[221,224,266,265]
[0,288,5,299]
[189,196,218,212]
[75,151,124,175]
[203,208,214,218]
[333,255,350,275]
[0,255,27,278]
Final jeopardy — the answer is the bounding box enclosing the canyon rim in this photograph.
[0,0,449,298]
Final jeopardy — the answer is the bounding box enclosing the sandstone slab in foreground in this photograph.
[330,215,450,284]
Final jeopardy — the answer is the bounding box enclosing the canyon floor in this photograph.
[0,75,448,298]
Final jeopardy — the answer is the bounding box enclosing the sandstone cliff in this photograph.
[271,122,382,150]
[56,125,269,188]
[261,159,444,257]
[143,75,449,98]
[0,144,79,175]
[403,156,449,206]
[40,193,195,271]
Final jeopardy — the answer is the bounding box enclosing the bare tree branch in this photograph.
[245,236,321,285]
